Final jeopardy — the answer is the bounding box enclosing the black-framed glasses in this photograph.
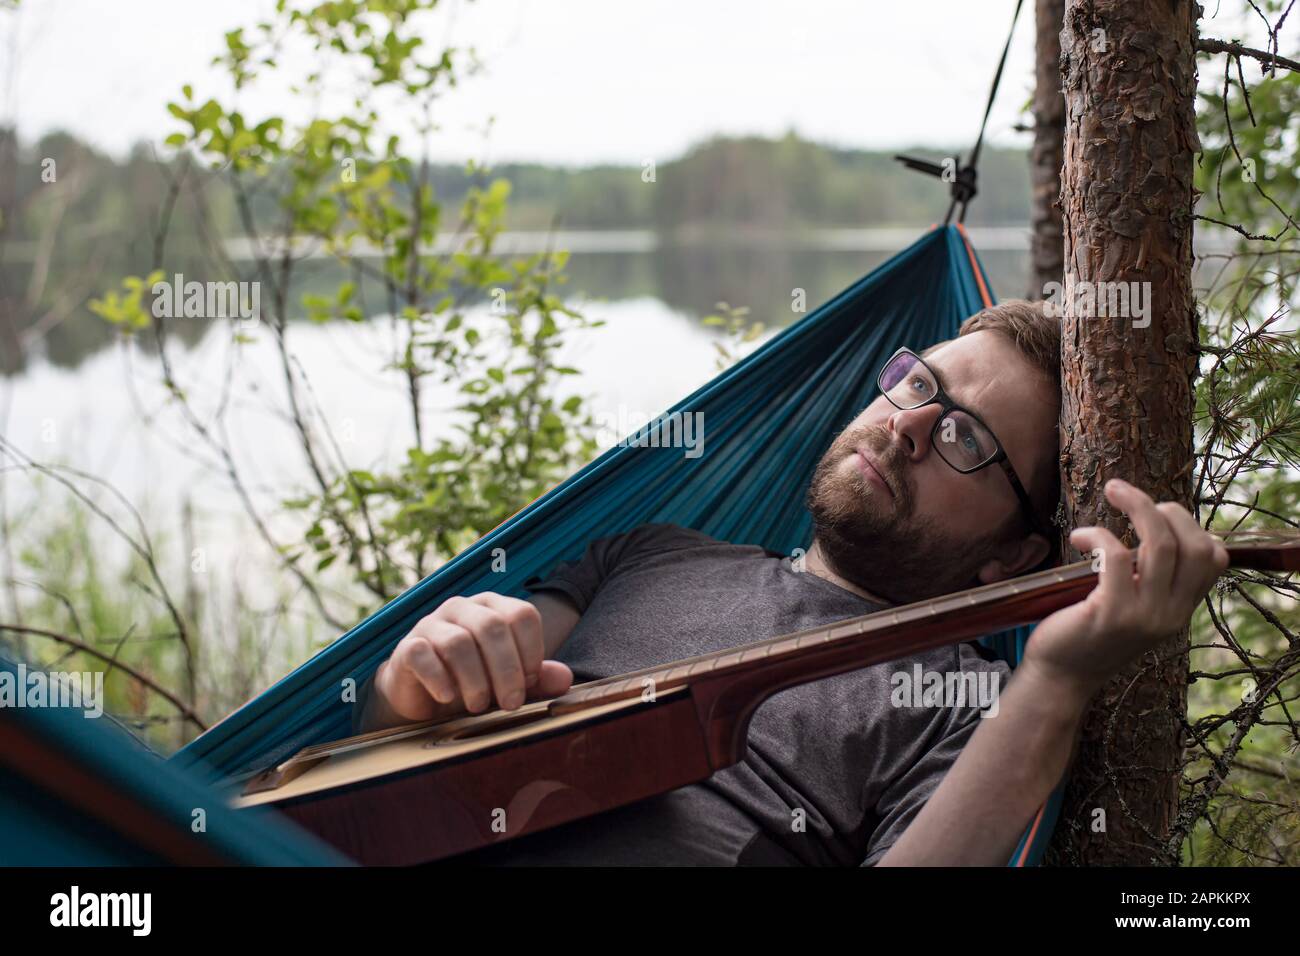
[876,347,1043,535]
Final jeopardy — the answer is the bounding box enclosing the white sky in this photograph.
[1,1,1271,165]
[5,0,1045,164]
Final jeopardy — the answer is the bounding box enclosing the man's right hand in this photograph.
[370,592,575,727]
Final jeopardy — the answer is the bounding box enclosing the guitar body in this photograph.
[235,688,716,865]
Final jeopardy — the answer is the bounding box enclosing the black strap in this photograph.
[894,0,1026,224]
[968,0,1026,180]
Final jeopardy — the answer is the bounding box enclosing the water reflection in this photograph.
[1,234,1030,376]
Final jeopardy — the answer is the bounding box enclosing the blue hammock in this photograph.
[0,655,347,865]
[175,223,1066,866]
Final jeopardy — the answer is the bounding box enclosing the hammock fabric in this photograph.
[176,223,1066,866]
[0,655,347,865]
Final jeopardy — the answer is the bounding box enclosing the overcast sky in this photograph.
[0,0,1267,165]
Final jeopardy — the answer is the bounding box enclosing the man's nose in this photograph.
[887,403,944,461]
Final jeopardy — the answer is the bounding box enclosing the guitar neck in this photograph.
[547,530,1300,717]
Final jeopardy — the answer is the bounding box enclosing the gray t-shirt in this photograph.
[440,522,1011,866]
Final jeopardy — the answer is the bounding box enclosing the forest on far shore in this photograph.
[0,129,1031,372]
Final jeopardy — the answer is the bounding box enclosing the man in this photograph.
[355,299,1229,865]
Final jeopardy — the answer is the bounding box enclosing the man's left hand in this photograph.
[1019,477,1229,701]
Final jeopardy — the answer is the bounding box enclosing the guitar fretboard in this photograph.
[550,528,1298,713]
[550,558,1090,710]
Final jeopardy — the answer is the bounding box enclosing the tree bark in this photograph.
[1048,0,1201,866]
[0,127,19,374]
[1028,0,1066,299]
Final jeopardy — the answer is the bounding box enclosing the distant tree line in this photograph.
[0,126,1031,372]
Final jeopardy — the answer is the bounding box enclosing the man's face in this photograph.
[805,330,1058,604]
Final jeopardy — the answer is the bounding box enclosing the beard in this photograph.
[804,423,1016,605]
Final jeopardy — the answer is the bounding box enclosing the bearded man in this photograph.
[356,299,1228,866]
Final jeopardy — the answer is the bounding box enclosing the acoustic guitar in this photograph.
[229,529,1299,864]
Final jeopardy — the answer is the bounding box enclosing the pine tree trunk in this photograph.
[0,128,19,374]
[1047,0,1201,866]
[1028,0,1066,299]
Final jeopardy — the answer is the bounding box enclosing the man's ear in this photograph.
[976,532,1051,584]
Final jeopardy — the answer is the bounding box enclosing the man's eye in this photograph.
[908,376,932,395]
[959,429,986,456]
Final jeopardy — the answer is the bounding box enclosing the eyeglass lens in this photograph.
[878,352,997,472]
